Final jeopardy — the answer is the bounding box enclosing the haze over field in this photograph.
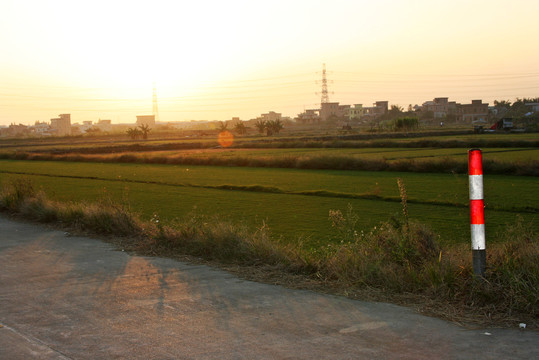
[1,0,538,125]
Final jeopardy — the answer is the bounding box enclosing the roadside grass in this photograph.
[1,177,537,328]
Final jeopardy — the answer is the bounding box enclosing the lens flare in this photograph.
[218,131,234,147]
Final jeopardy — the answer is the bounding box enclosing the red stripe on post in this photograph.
[470,199,485,224]
[468,149,483,175]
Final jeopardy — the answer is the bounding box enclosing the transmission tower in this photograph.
[320,63,330,104]
[152,83,160,123]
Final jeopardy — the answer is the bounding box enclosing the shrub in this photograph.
[393,117,419,132]
[0,177,36,210]
[468,217,538,315]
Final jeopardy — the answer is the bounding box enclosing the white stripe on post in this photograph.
[471,224,486,250]
[469,175,484,200]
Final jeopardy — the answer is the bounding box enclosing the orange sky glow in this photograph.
[1,0,538,126]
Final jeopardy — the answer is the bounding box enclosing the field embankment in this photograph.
[2,147,538,176]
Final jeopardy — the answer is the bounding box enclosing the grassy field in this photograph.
[1,159,536,247]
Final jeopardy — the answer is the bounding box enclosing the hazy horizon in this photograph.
[1,0,538,126]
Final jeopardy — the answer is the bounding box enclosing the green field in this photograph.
[1,159,536,247]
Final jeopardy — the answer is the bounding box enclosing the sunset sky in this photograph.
[1,0,538,126]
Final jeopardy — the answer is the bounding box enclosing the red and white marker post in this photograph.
[468,149,486,277]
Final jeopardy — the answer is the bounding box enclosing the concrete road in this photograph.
[0,215,537,359]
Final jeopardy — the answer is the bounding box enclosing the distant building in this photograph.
[319,102,339,121]
[525,103,539,113]
[348,104,364,120]
[320,102,351,122]
[422,97,458,118]
[363,101,389,118]
[339,104,351,118]
[0,123,29,137]
[97,119,112,132]
[258,111,282,122]
[31,121,50,136]
[136,115,156,128]
[458,100,489,123]
[82,120,93,132]
[227,117,242,128]
[296,109,320,124]
[299,102,382,124]
[50,114,71,136]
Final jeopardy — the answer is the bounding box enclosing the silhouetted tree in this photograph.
[255,120,266,134]
[138,124,151,140]
[126,127,142,140]
[266,119,283,136]
[218,121,228,132]
[389,105,404,119]
[494,100,512,109]
[234,122,247,135]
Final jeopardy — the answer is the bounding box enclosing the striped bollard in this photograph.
[468,149,486,277]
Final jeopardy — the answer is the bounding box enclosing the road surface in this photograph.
[1,215,537,359]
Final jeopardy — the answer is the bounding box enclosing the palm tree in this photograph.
[272,119,283,134]
[254,120,266,134]
[234,122,247,135]
[126,127,142,140]
[218,121,228,132]
[138,124,151,140]
[267,119,283,135]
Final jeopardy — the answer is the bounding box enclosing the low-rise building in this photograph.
[457,100,489,123]
[348,104,364,120]
[320,102,351,121]
[97,119,112,132]
[136,115,156,128]
[422,97,458,118]
[50,114,71,136]
[363,101,388,118]
[30,121,51,136]
[259,111,282,122]
[0,123,29,137]
[296,109,320,124]
[319,102,340,121]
